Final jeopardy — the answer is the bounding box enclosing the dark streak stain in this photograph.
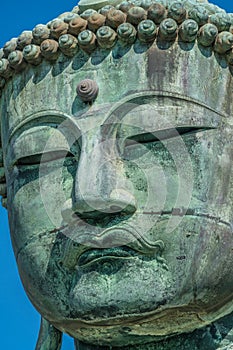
[176,255,186,260]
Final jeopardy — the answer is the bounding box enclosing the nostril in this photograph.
[74,210,133,228]
[61,189,137,225]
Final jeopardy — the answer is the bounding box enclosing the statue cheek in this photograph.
[16,240,67,319]
[7,179,52,253]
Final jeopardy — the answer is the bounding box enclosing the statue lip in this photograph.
[76,225,164,251]
[62,225,164,269]
[77,246,138,267]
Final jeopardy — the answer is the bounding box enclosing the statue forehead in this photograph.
[1,42,233,136]
[1,0,233,147]
[0,0,233,139]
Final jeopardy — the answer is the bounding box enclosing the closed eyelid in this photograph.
[6,126,73,168]
[5,111,82,163]
[15,150,75,166]
[125,126,217,144]
[113,98,221,142]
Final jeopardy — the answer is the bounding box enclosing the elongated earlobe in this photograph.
[35,317,63,350]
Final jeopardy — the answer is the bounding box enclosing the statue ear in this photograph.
[0,146,7,208]
[35,317,63,350]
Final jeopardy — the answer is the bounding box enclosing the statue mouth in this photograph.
[77,246,138,267]
[61,224,165,269]
[60,212,230,270]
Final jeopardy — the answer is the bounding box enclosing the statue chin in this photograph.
[16,215,233,346]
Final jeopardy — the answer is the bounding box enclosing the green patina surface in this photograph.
[0,1,233,349]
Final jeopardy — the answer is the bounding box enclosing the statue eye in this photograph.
[125,127,208,146]
[15,150,74,166]
[123,127,212,160]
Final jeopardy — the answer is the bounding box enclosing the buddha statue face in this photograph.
[1,0,233,347]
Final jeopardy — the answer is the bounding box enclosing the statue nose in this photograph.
[62,135,137,223]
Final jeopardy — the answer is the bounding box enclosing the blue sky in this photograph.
[0,0,232,349]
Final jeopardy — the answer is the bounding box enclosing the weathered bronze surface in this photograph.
[1,0,233,349]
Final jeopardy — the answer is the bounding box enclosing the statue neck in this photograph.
[74,313,233,350]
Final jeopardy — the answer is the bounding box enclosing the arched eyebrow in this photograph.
[104,91,227,122]
[6,110,77,145]
[110,103,221,143]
